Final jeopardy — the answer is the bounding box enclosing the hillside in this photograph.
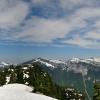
[0,62,84,100]
[22,58,100,99]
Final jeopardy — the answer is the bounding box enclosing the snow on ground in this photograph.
[23,73,29,79]
[6,76,10,84]
[0,84,57,100]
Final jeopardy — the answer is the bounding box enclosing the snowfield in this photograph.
[0,84,57,100]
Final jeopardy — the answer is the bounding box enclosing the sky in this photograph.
[0,0,100,63]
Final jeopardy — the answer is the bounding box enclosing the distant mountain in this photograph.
[0,57,100,99]
[22,58,100,99]
[0,61,9,67]
[22,58,67,69]
[22,57,100,74]
[69,57,100,64]
[23,57,100,66]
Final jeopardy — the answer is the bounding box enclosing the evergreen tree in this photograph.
[16,66,24,84]
[0,71,6,85]
[93,82,100,100]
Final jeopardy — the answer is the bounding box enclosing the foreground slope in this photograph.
[0,84,57,100]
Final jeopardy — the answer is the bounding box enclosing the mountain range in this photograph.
[0,60,85,100]
[22,57,100,100]
[0,61,9,67]
[0,57,100,99]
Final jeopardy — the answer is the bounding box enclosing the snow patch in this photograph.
[70,58,80,63]
[23,73,29,79]
[40,61,54,68]
[6,76,10,84]
[0,84,57,100]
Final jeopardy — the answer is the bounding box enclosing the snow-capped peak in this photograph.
[0,61,9,67]
[34,58,55,68]
[86,57,100,62]
[49,59,65,64]
[68,57,100,63]
[70,58,80,63]
[1,61,9,66]
[79,57,100,63]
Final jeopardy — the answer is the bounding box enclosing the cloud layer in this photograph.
[0,0,100,48]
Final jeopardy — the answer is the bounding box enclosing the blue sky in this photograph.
[0,0,100,63]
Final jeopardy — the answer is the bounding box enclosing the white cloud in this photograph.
[31,0,48,5]
[85,31,100,40]
[84,21,100,40]
[0,0,100,49]
[62,7,100,48]
[59,0,98,10]
[0,0,29,29]
[13,18,70,43]
[64,36,93,47]
[11,7,100,46]
[73,7,100,19]
[10,15,86,43]
[64,34,100,48]
[67,62,88,75]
